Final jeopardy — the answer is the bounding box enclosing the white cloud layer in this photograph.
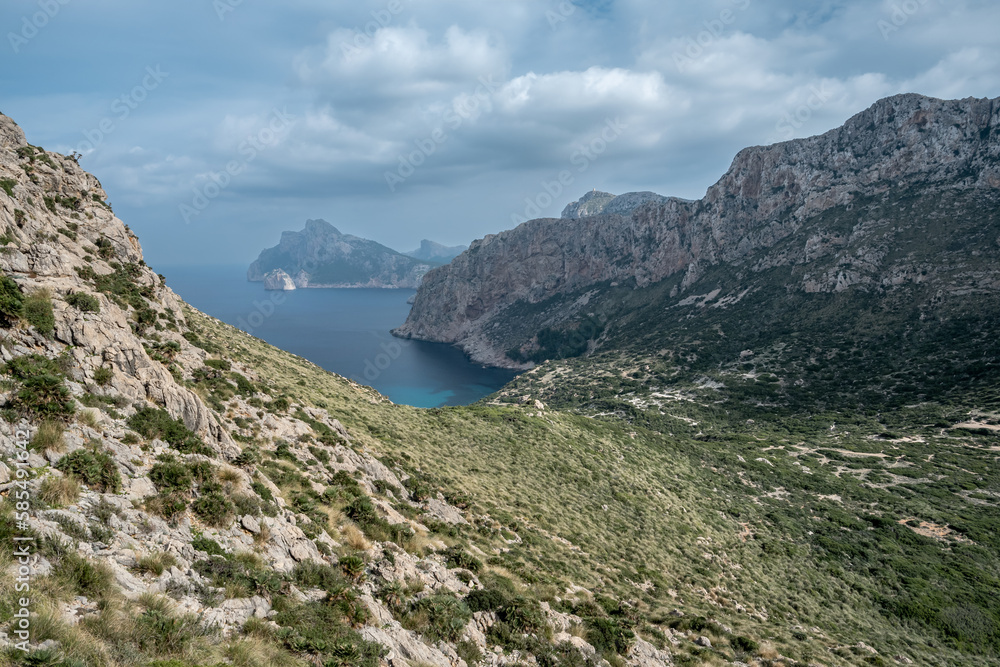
[1,0,998,263]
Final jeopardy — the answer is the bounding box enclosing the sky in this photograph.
[1,0,998,267]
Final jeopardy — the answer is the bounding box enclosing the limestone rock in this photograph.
[263,269,296,291]
[395,94,1000,368]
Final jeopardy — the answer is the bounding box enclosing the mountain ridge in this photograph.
[393,93,1000,369]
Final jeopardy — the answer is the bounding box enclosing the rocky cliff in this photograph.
[394,94,1000,368]
[561,190,671,219]
[248,219,431,288]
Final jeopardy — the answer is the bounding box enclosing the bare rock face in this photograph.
[394,94,1000,367]
[0,112,235,454]
[263,268,296,291]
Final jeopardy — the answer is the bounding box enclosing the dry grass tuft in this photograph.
[342,523,371,551]
[39,475,80,507]
[29,420,65,452]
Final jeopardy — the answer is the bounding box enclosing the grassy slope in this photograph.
[191,307,1000,666]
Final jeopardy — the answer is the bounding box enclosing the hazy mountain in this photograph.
[404,239,467,264]
[248,219,431,288]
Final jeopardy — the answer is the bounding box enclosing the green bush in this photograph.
[292,562,348,595]
[405,594,472,642]
[55,448,122,493]
[56,552,115,599]
[731,636,759,653]
[274,600,383,667]
[93,365,113,386]
[0,275,23,326]
[204,358,231,371]
[191,492,235,528]
[127,406,210,454]
[149,458,194,494]
[443,545,483,573]
[586,617,635,657]
[339,555,366,581]
[3,354,75,419]
[65,291,100,313]
[14,374,75,419]
[23,290,55,334]
[191,534,225,556]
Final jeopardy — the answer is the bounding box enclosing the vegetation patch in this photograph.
[54,447,122,493]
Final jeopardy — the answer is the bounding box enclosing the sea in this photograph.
[155,265,518,408]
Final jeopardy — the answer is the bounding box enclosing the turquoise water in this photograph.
[156,265,518,408]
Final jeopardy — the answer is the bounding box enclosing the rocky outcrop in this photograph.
[262,268,296,291]
[395,94,1000,367]
[0,112,236,453]
[561,190,671,219]
[248,219,431,288]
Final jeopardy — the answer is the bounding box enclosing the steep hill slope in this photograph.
[394,94,1000,378]
[248,219,431,288]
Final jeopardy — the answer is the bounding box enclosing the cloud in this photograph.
[2,0,998,264]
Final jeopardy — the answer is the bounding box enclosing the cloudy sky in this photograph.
[1,0,998,267]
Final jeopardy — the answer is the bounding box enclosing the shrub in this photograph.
[38,475,80,507]
[55,448,121,493]
[0,274,23,326]
[339,554,366,581]
[232,493,262,517]
[293,562,348,595]
[0,178,16,197]
[192,492,235,528]
[204,358,231,371]
[145,493,188,522]
[251,480,274,502]
[731,636,760,653]
[28,420,65,452]
[56,552,114,599]
[443,545,483,573]
[93,366,113,386]
[586,617,635,657]
[24,290,55,334]
[274,600,384,666]
[192,534,225,556]
[149,458,194,494]
[127,406,210,454]
[14,374,75,419]
[65,291,100,312]
[405,594,472,642]
[133,608,205,654]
